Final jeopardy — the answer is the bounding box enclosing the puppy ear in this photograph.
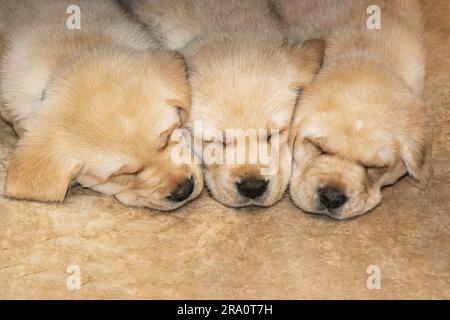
[5,136,82,202]
[288,39,326,89]
[288,113,302,151]
[397,98,433,189]
[168,98,190,123]
[288,127,298,152]
[401,138,432,189]
[166,51,191,123]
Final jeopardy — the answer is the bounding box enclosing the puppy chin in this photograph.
[290,181,383,220]
[114,168,203,211]
[114,192,164,211]
[204,169,243,207]
[114,192,184,211]
[204,170,285,208]
[334,189,382,220]
[186,165,205,203]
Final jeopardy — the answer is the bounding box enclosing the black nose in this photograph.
[318,187,348,210]
[168,178,194,202]
[236,177,268,199]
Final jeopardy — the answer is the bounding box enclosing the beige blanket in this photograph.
[0,0,449,298]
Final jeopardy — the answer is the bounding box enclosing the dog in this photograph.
[128,0,325,207]
[0,0,203,210]
[272,0,431,219]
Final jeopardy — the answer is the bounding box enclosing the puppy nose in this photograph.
[236,177,268,199]
[318,187,348,210]
[168,178,194,202]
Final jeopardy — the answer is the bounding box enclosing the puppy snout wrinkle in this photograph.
[168,177,194,202]
[236,177,268,199]
[318,187,347,210]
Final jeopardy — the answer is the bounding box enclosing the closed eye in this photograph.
[316,146,329,155]
[123,168,143,175]
[305,137,331,155]
[266,128,286,143]
[203,139,227,148]
[365,165,389,184]
[362,163,388,171]
[158,124,181,150]
[159,131,172,149]
[202,131,227,148]
[111,166,144,178]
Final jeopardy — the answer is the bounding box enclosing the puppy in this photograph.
[128,0,324,207]
[273,0,431,219]
[0,0,203,210]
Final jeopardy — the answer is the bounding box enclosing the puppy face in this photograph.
[186,39,324,207]
[5,49,203,210]
[290,61,432,219]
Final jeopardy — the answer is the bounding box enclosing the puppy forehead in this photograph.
[300,117,328,139]
[300,112,397,165]
[190,107,292,133]
[150,104,180,131]
[190,78,299,130]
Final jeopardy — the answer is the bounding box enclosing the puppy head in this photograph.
[185,38,324,207]
[290,60,432,219]
[5,48,203,211]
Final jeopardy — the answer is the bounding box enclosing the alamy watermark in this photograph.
[367,5,381,30]
[170,121,282,176]
[366,265,381,289]
[66,264,81,290]
[66,5,81,30]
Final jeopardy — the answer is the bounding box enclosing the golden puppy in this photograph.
[273,0,431,219]
[0,0,203,210]
[128,0,324,207]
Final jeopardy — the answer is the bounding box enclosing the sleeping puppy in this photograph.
[128,0,324,207]
[273,0,432,219]
[0,0,203,210]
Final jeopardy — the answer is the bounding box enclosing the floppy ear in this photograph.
[166,51,191,123]
[398,99,433,189]
[401,138,432,189]
[288,111,302,152]
[167,98,190,123]
[288,39,326,89]
[288,127,298,152]
[5,137,82,202]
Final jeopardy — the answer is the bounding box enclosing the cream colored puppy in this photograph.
[128,0,324,207]
[273,0,431,219]
[0,0,203,210]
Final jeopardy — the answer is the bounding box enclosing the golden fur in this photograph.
[0,0,203,210]
[128,0,325,207]
[273,0,431,219]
